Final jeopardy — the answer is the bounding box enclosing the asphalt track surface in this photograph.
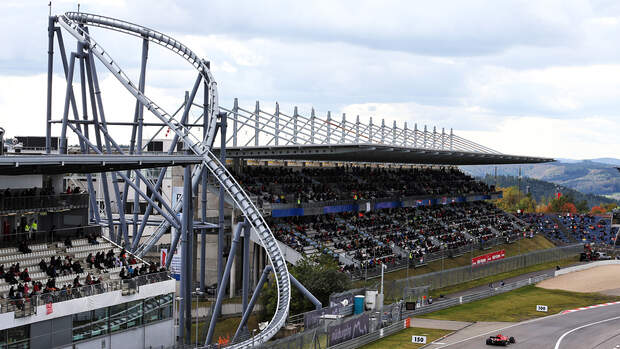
[430,302,620,349]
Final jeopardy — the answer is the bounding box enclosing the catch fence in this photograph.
[383,244,581,302]
[260,271,555,349]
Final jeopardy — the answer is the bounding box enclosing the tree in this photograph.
[591,206,607,214]
[576,200,589,213]
[516,196,537,213]
[560,202,577,214]
[492,186,538,213]
[259,254,351,320]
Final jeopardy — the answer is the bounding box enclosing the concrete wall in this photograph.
[555,260,620,276]
[0,175,42,189]
[0,280,175,331]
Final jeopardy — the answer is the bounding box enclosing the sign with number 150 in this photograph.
[412,335,427,344]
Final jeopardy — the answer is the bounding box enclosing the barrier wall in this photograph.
[270,192,503,218]
[554,260,620,276]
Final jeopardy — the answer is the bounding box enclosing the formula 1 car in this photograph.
[486,334,516,346]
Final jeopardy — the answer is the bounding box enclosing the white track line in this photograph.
[433,301,620,348]
[554,315,620,349]
[432,314,564,348]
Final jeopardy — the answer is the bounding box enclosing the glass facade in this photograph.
[71,293,173,342]
[0,325,29,349]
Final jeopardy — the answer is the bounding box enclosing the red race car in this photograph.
[486,334,516,346]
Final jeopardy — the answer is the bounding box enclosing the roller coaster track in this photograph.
[58,13,290,348]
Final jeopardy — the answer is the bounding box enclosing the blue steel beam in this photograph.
[232,264,272,343]
[205,220,246,346]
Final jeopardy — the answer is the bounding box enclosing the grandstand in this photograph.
[233,163,527,279]
[521,212,613,245]
[0,177,174,348]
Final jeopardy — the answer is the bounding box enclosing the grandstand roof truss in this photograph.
[218,99,553,165]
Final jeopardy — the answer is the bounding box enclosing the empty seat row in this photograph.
[66,243,112,253]
[0,250,56,264]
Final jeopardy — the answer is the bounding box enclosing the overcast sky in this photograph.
[1,0,620,159]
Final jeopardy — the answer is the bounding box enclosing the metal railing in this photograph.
[0,272,170,316]
[0,225,101,246]
[268,191,500,210]
[382,244,581,302]
[0,193,89,212]
[264,271,556,349]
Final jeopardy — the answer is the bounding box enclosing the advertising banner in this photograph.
[472,249,505,266]
[328,313,370,346]
[304,305,342,329]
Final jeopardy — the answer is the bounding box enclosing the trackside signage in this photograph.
[472,249,505,266]
[412,335,427,344]
[327,313,369,346]
[536,305,548,312]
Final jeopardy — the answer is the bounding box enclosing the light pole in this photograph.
[194,290,203,347]
[175,296,182,345]
[379,263,387,311]
[380,262,387,295]
[441,243,445,288]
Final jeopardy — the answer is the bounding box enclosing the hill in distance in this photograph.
[479,174,617,209]
[461,159,620,200]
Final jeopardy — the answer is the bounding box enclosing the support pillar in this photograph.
[45,16,55,154]
[218,112,227,287]
[326,111,331,143]
[293,106,298,144]
[179,163,191,344]
[185,163,193,345]
[341,113,346,143]
[242,223,251,315]
[254,101,259,146]
[290,274,322,310]
[310,108,315,143]
[200,78,209,291]
[275,102,280,146]
[355,115,360,143]
[232,265,272,343]
[205,221,246,346]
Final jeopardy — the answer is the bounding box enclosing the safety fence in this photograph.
[0,193,89,212]
[349,234,529,281]
[0,272,170,316]
[383,243,581,302]
[403,274,552,317]
[262,272,554,349]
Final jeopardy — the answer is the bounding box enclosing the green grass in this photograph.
[355,235,556,287]
[190,314,259,345]
[359,327,453,349]
[427,255,580,298]
[420,285,620,323]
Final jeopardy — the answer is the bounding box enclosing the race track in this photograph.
[428,302,620,349]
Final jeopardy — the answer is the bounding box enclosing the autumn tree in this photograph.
[560,202,577,214]
[259,254,350,320]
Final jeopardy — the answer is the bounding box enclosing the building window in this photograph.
[71,295,171,343]
[159,293,174,320]
[144,297,161,324]
[91,307,108,338]
[72,310,92,341]
[6,325,29,348]
[72,308,108,342]
[125,300,143,329]
[109,303,127,333]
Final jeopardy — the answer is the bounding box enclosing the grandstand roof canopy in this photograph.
[0,154,204,175]
[219,144,554,165]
